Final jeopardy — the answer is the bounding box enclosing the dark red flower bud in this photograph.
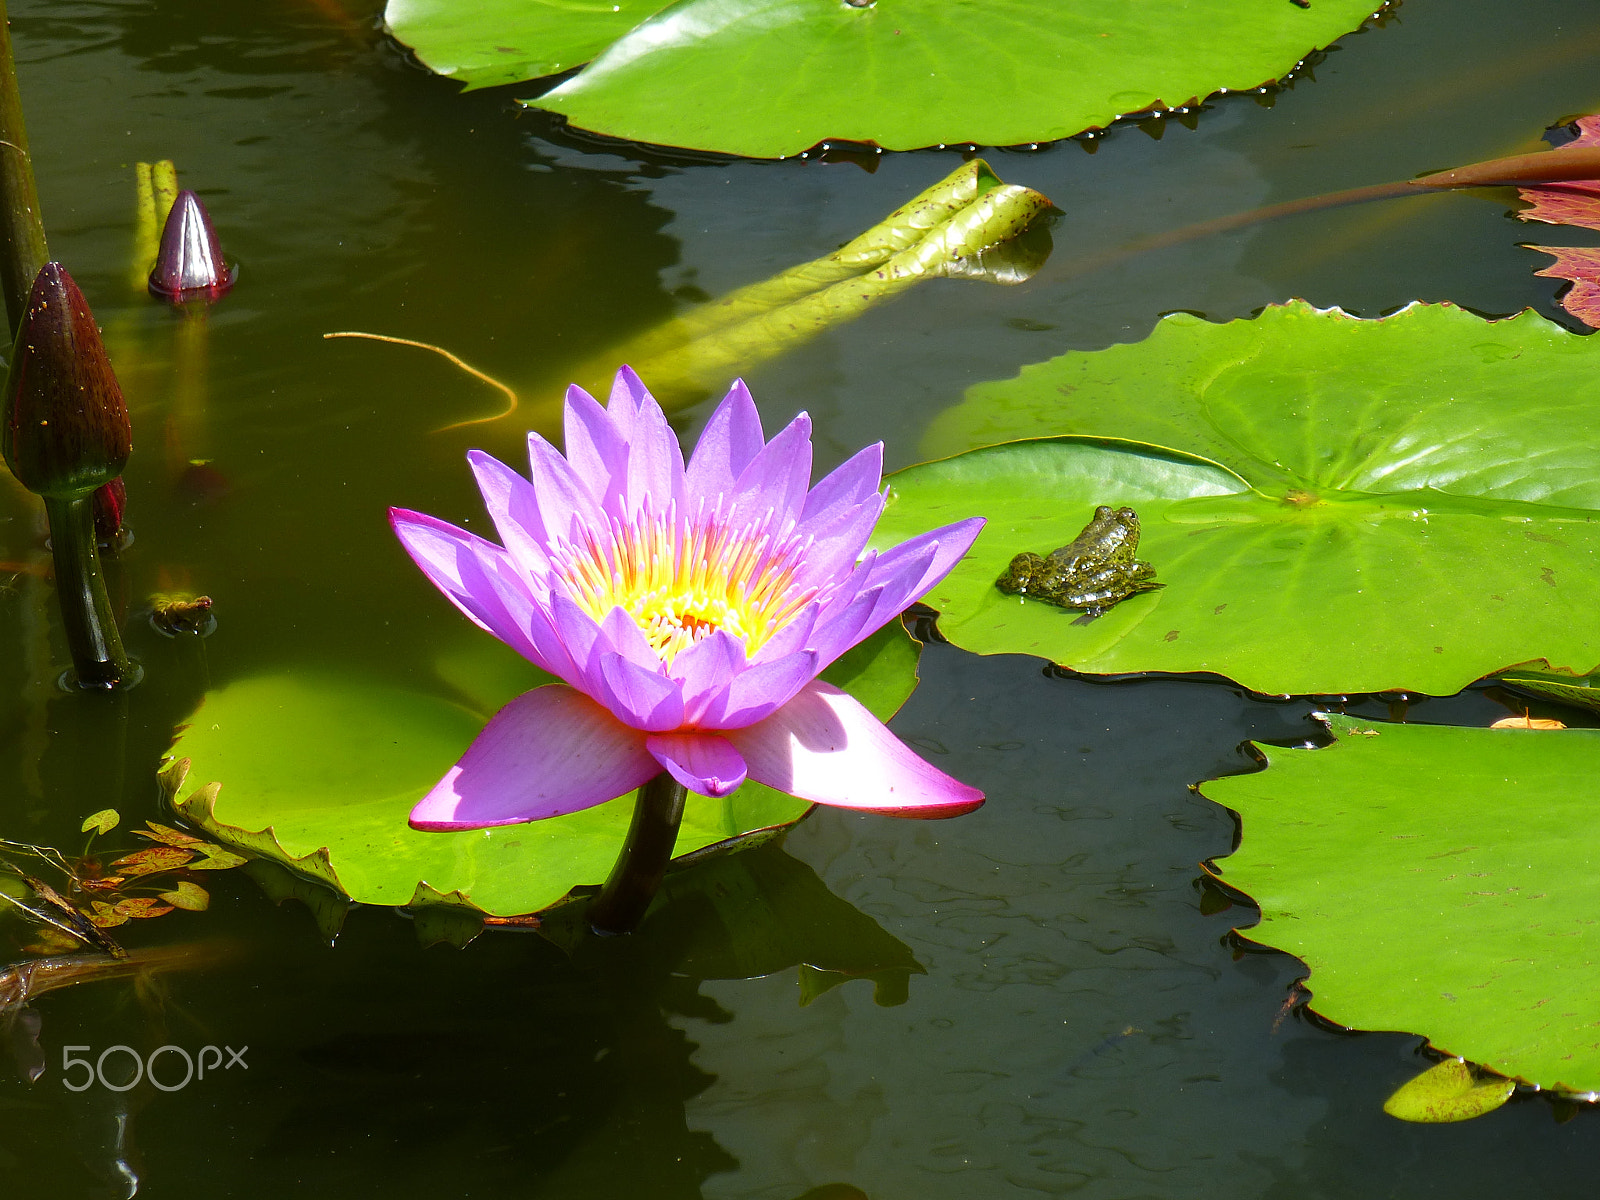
[2,263,131,498]
[148,190,234,303]
[92,476,126,544]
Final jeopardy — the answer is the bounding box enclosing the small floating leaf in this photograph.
[111,897,175,920]
[79,809,119,836]
[133,822,204,848]
[1383,1059,1515,1123]
[156,881,209,912]
[108,846,195,878]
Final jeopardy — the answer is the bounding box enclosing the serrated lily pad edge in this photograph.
[1197,712,1600,1101]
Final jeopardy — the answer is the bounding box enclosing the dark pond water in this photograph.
[3,0,1600,1195]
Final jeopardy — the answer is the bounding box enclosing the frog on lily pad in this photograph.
[995,505,1163,617]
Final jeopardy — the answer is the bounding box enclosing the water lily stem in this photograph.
[0,0,47,337]
[589,773,687,936]
[43,494,132,689]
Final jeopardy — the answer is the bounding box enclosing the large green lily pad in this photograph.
[383,0,669,90]
[161,623,921,918]
[529,0,1379,157]
[1202,713,1600,1095]
[882,301,1600,696]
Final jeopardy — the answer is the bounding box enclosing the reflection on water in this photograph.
[3,0,1600,1195]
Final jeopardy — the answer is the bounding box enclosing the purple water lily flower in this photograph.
[391,367,985,831]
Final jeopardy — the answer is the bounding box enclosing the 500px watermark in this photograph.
[61,1045,247,1092]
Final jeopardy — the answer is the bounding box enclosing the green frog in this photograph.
[995,505,1163,617]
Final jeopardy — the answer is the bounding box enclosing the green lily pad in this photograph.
[1202,712,1600,1095]
[1497,667,1600,715]
[882,301,1600,696]
[383,0,670,90]
[161,623,921,919]
[1382,1059,1515,1124]
[526,0,1380,157]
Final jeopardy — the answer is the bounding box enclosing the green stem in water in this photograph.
[0,0,48,337]
[588,773,687,937]
[43,494,133,690]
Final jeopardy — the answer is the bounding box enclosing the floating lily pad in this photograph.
[162,623,921,919]
[884,302,1600,696]
[1202,712,1600,1095]
[1382,1059,1515,1124]
[528,0,1380,156]
[384,0,670,90]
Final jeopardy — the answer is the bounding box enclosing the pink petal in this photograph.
[409,685,657,830]
[527,431,608,544]
[725,681,983,817]
[798,442,883,528]
[697,648,820,730]
[789,493,885,593]
[851,516,986,635]
[591,367,686,521]
[467,450,552,574]
[645,731,748,797]
[727,411,813,527]
[597,652,685,731]
[562,384,630,516]
[668,629,748,722]
[686,378,764,500]
[390,508,550,668]
[599,604,664,673]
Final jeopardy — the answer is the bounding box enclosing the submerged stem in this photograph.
[43,494,133,689]
[588,773,687,937]
[0,0,47,336]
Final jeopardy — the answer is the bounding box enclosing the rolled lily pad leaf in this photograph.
[514,161,1051,424]
[1202,713,1600,1095]
[383,0,670,90]
[1497,666,1600,715]
[162,624,921,919]
[528,0,1380,158]
[893,301,1600,696]
[1383,1059,1515,1124]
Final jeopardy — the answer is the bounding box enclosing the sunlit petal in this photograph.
[409,685,657,830]
[726,681,984,817]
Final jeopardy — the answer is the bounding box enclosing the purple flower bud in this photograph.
[148,190,234,303]
[2,263,131,499]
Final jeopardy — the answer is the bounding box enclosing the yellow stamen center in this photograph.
[554,502,817,663]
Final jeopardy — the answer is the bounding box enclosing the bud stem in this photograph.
[43,493,133,689]
[0,0,47,337]
[588,772,687,936]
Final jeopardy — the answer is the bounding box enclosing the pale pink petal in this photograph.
[597,652,685,732]
[748,603,818,665]
[390,508,543,661]
[726,681,983,817]
[607,367,686,518]
[599,605,663,673]
[798,442,883,528]
[789,493,885,592]
[685,378,764,499]
[853,516,986,633]
[409,685,657,830]
[727,411,812,526]
[698,649,820,730]
[804,586,886,671]
[467,450,552,573]
[527,431,607,543]
[562,384,629,515]
[668,629,748,722]
[645,731,748,797]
